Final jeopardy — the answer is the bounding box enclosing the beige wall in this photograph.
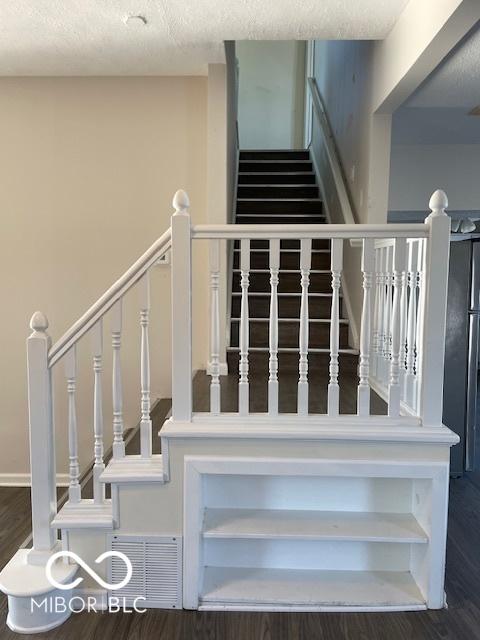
[0,76,209,481]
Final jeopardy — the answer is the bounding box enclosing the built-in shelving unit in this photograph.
[184,457,448,612]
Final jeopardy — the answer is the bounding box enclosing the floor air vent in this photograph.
[108,535,182,609]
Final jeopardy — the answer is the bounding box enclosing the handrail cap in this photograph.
[429,189,448,214]
[30,311,49,332]
[173,189,190,215]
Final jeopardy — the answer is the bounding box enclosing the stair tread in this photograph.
[100,454,165,483]
[51,499,113,529]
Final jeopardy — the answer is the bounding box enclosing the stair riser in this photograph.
[233,251,332,270]
[231,295,343,319]
[238,186,319,199]
[233,272,332,294]
[240,151,310,160]
[234,239,331,250]
[230,322,349,349]
[237,200,322,215]
[240,161,313,172]
[238,173,316,185]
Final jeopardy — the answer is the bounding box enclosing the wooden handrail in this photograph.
[48,228,172,368]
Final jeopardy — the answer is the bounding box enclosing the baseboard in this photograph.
[0,473,70,487]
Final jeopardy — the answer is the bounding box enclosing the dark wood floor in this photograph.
[1,374,479,640]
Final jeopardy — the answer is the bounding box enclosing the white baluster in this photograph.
[209,240,221,415]
[399,246,408,400]
[419,190,451,426]
[140,272,152,457]
[298,238,312,415]
[111,299,125,459]
[357,238,374,416]
[377,247,386,383]
[65,346,81,503]
[384,245,393,368]
[371,247,380,379]
[268,239,280,415]
[388,238,407,417]
[327,239,343,416]
[238,239,250,415]
[92,320,105,503]
[404,241,419,408]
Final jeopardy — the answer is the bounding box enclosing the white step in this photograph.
[51,499,113,529]
[200,566,425,610]
[202,508,428,544]
[100,454,165,484]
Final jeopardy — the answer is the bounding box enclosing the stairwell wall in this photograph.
[0,76,210,482]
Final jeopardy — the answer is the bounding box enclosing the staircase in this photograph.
[228,149,357,401]
[0,183,458,631]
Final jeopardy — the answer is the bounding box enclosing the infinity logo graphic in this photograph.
[46,550,133,591]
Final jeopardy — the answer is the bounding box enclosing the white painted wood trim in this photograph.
[162,416,459,445]
[48,228,172,368]
[0,474,70,487]
[192,224,428,240]
[171,192,193,422]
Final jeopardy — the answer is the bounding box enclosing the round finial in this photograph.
[30,311,49,332]
[429,189,448,214]
[172,189,190,215]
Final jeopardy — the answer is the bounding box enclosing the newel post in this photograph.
[171,190,192,421]
[419,190,451,426]
[27,312,57,563]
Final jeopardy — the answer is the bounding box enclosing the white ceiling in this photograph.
[0,0,409,76]
[405,21,480,109]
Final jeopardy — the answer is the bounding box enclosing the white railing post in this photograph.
[26,312,57,562]
[92,320,105,504]
[419,190,451,426]
[404,241,419,408]
[328,239,343,416]
[171,190,192,422]
[357,238,374,416]
[209,239,221,415]
[388,238,407,417]
[140,272,152,457]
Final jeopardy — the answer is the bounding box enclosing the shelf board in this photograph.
[203,508,428,544]
[201,566,426,610]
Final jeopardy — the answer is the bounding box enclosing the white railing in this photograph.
[25,188,450,562]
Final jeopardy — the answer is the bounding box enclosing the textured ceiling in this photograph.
[406,21,480,109]
[0,0,409,75]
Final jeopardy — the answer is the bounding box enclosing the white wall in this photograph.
[0,77,210,481]
[389,144,480,212]
[237,41,305,149]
